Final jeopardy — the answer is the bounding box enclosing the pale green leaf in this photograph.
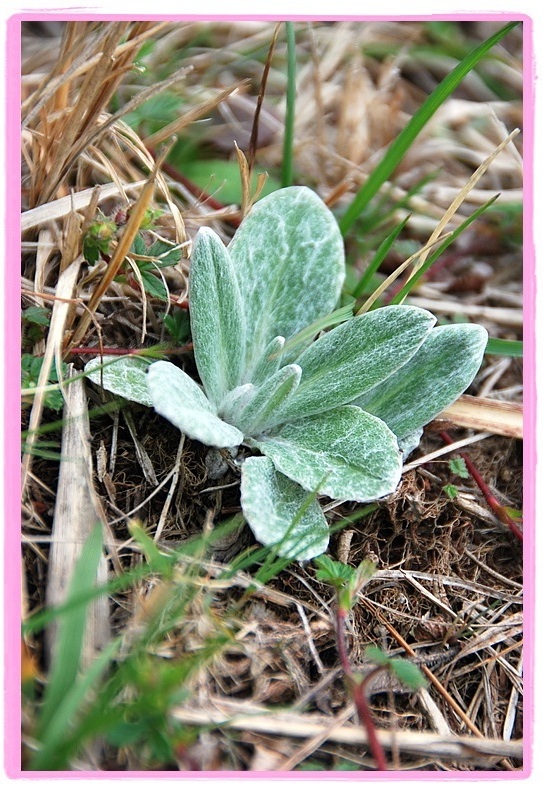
[250,336,285,386]
[275,306,436,421]
[354,324,488,438]
[240,456,329,560]
[218,383,257,426]
[190,227,246,407]
[228,187,345,375]
[252,406,402,502]
[147,361,243,447]
[236,364,302,435]
[84,355,152,406]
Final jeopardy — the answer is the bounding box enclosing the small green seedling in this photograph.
[85,187,487,560]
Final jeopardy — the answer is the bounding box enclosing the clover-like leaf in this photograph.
[228,187,345,375]
[354,323,488,438]
[147,360,243,447]
[84,355,153,406]
[189,227,246,407]
[240,456,330,560]
[274,306,436,422]
[251,406,402,501]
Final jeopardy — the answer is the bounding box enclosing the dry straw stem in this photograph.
[22,258,82,491]
[356,128,520,315]
[439,394,522,439]
[171,699,522,765]
[403,128,520,284]
[21,181,146,232]
[45,370,111,665]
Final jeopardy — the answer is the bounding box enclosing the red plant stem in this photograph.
[335,606,388,771]
[439,430,523,542]
[69,343,193,356]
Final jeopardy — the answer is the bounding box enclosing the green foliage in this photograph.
[21,354,67,411]
[22,306,51,348]
[443,483,459,500]
[364,645,427,691]
[161,308,190,345]
[85,187,487,560]
[83,215,117,264]
[314,555,376,610]
[449,456,469,478]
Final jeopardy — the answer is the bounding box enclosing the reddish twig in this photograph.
[335,606,388,771]
[439,430,523,542]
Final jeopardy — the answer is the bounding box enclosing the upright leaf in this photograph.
[235,364,302,435]
[147,361,243,448]
[228,187,345,375]
[250,335,285,386]
[275,306,435,422]
[189,227,246,407]
[252,406,402,502]
[354,324,488,437]
[240,456,330,560]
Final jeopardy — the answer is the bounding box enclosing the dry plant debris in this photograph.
[20,20,523,772]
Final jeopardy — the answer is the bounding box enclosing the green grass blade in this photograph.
[389,195,499,304]
[281,22,296,187]
[29,638,121,770]
[34,524,104,738]
[339,21,519,236]
[486,337,523,357]
[352,215,410,298]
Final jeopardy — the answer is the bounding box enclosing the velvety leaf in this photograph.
[228,187,345,375]
[236,364,302,435]
[250,336,285,386]
[354,324,488,438]
[147,361,243,447]
[218,383,257,426]
[252,406,402,501]
[240,456,329,560]
[189,227,246,407]
[84,355,153,406]
[275,306,436,421]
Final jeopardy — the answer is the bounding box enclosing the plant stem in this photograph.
[335,606,388,771]
[439,431,523,542]
[281,22,296,188]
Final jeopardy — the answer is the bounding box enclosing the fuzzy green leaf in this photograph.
[189,227,246,407]
[252,406,402,502]
[84,355,153,407]
[147,360,243,448]
[275,306,436,422]
[354,324,488,438]
[236,364,302,435]
[250,336,285,386]
[240,456,329,560]
[228,187,345,375]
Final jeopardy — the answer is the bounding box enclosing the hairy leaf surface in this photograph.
[252,406,402,501]
[355,324,488,437]
[240,456,329,560]
[228,187,345,374]
[236,364,302,435]
[84,355,153,406]
[147,361,243,447]
[189,227,246,406]
[275,306,435,421]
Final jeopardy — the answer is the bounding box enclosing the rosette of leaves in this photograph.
[85,187,487,560]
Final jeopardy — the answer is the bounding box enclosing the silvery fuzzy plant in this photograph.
[85,187,487,560]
